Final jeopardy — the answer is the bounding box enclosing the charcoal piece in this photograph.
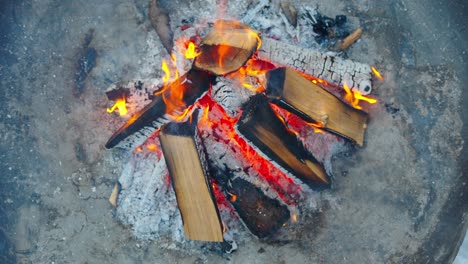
[105,69,213,148]
[105,87,130,101]
[226,178,290,238]
[237,94,330,188]
[159,119,223,242]
[335,15,347,27]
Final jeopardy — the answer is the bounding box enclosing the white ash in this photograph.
[116,152,183,242]
[210,77,255,117]
[258,37,373,93]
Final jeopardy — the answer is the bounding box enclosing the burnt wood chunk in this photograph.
[105,69,213,148]
[237,94,330,188]
[266,68,368,146]
[219,175,289,238]
[159,121,223,242]
[194,20,259,75]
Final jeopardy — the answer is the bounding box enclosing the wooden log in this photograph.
[332,27,363,51]
[105,69,213,149]
[148,0,173,54]
[159,120,224,242]
[194,20,259,75]
[213,173,290,238]
[237,94,330,188]
[257,37,373,95]
[265,67,368,146]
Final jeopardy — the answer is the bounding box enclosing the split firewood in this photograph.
[159,120,224,242]
[332,27,363,51]
[105,69,213,149]
[257,37,373,94]
[194,20,260,75]
[237,94,330,188]
[148,0,173,54]
[265,68,368,146]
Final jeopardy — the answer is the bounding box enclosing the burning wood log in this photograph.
[265,67,368,146]
[237,94,330,188]
[105,69,213,148]
[257,37,373,95]
[194,20,260,75]
[159,120,224,242]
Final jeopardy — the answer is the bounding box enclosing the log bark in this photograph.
[194,20,259,75]
[159,121,224,242]
[257,37,373,95]
[237,94,330,188]
[265,67,368,146]
[105,69,213,149]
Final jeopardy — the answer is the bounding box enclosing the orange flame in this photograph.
[184,42,201,59]
[230,194,237,202]
[371,66,384,81]
[146,144,158,151]
[107,98,128,116]
[292,214,298,222]
[343,82,378,110]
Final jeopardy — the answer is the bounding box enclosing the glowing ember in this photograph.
[107,98,128,116]
[371,66,384,81]
[343,82,378,110]
[184,42,201,59]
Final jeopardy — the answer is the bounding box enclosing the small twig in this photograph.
[332,27,363,51]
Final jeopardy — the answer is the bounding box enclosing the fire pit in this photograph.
[1,0,466,263]
[105,5,380,249]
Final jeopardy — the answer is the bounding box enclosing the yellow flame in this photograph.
[161,60,170,84]
[343,82,378,110]
[106,98,128,116]
[184,42,201,59]
[371,66,384,81]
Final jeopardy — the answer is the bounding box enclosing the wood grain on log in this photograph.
[194,20,259,75]
[159,121,224,242]
[266,68,368,146]
[237,94,330,188]
[258,37,373,94]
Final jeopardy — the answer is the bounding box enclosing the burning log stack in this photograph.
[105,17,379,247]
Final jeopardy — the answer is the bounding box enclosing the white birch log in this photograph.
[258,37,373,94]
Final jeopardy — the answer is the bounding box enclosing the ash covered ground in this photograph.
[0,0,467,263]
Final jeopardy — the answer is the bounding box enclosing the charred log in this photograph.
[237,94,329,188]
[265,67,368,146]
[258,37,373,94]
[159,120,224,242]
[211,168,290,239]
[105,69,213,148]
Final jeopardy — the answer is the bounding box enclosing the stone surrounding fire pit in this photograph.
[0,0,466,263]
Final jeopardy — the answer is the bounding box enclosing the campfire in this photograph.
[105,16,379,247]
